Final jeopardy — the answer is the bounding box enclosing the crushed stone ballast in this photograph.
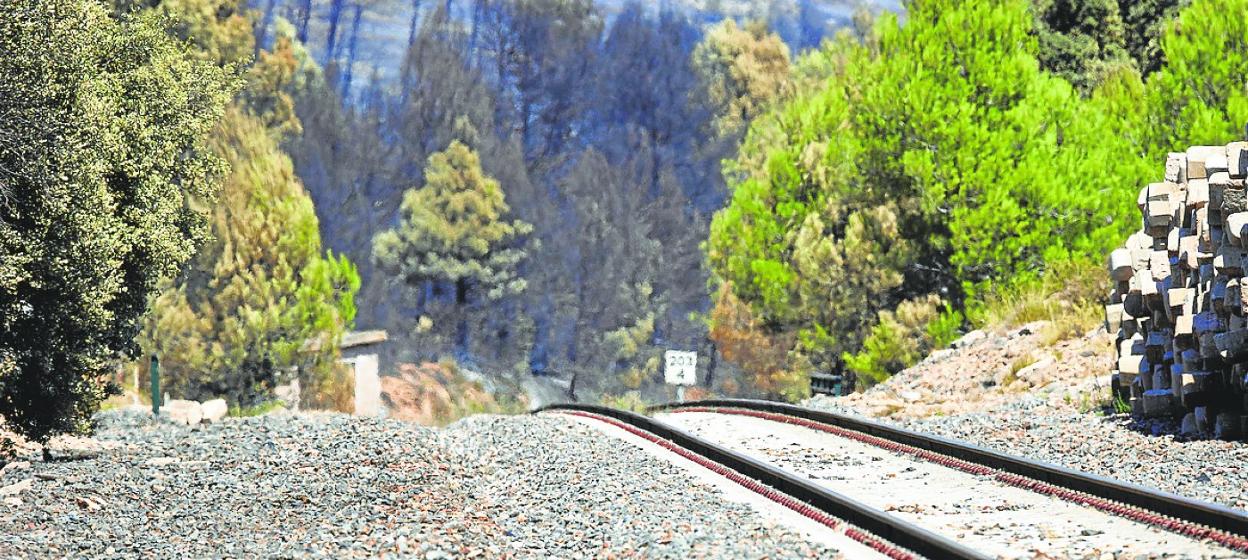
[652,399,1248,555]
[534,403,989,560]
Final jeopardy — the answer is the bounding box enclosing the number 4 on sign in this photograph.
[664,350,697,401]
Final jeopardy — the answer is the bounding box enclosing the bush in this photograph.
[599,392,652,413]
[707,284,810,401]
[300,361,355,413]
[142,109,360,408]
[843,295,948,389]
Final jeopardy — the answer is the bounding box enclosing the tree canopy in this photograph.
[707,0,1158,391]
[136,0,360,409]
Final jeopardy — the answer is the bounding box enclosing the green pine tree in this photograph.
[707,0,1154,392]
[1144,0,1248,152]
[144,108,359,407]
[372,141,532,354]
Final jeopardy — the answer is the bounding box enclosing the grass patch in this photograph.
[1111,394,1132,414]
[970,258,1106,345]
[1067,389,1123,415]
[1002,353,1038,389]
[229,400,285,417]
[599,391,652,413]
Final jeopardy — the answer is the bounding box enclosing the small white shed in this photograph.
[338,330,389,417]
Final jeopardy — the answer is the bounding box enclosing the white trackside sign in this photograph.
[664,350,697,386]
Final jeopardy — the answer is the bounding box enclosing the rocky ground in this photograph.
[0,408,834,559]
[827,320,1115,419]
[805,322,1248,511]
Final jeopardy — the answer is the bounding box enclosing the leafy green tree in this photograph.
[154,0,306,138]
[0,0,234,444]
[1120,0,1186,77]
[1144,0,1248,151]
[842,295,952,389]
[127,0,360,407]
[373,141,531,354]
[691,19,794,143]
[157,0,255,66]
[1033,0,1128,92]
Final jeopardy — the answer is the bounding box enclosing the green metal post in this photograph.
[150,354,160,416]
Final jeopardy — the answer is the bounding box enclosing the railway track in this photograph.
[537,399,1248,559]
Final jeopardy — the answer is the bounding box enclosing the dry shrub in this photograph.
[599,392,651,412]
[708,284,808,401]
[682,386,713,401]
[973,258,1106,343]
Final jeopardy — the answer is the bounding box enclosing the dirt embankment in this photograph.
[823,321,1114,419]
[381,362,524,426]
[807,323,1248,511]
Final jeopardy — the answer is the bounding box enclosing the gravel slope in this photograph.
[0,409,834,559]
[886,403,1248,512]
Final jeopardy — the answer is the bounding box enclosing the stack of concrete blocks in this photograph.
[1107,141,1248,439]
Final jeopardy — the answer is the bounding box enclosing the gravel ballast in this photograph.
[801,320,1248,514]
[807,394,1248,512]
[660,410,1242,558]
[0,409,835,559]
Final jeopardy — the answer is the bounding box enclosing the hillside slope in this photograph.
[824,322,1113,419]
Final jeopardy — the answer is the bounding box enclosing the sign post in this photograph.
[664,350,697,402]
[150,354,161,416]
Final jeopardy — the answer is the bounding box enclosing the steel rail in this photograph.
[651,398,1248,548]
[535,403,990,560]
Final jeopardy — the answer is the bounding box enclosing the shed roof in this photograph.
[302,330,389,353]
[341,330,389,349]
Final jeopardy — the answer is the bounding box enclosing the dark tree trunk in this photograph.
[468,0,483,64]
[255,0,278,57]
[341,4,364,99]
[296,0,312,43]
[407,0,423,48]
[455,278,469,354]
[650,129,662,198]
[705,337,718,388]
[325,0,347,66]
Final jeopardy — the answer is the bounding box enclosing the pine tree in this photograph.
[1031,0,1184,93]
[372,141,531,355]
[691,19,793,144]
[144,108,360,406]
[135,0,360,407]
[707,0,1153,392]
[557,151,664,394]
[1144,0,1248,152]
